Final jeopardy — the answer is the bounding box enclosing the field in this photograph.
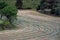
[0,0,60,40]
[0,10,60,40]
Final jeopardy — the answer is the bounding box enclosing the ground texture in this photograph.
[0,10,60,40]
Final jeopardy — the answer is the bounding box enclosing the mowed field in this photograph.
[0,10,60,40]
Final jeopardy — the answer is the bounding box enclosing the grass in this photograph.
[0,0,41,9]
[0,0,16,6]
[22,0,41,9]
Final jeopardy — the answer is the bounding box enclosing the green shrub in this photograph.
[0,2,8,9]
[0,20,4,24]
[2,5,17,23]
[54,7,60,16]
[3,20,13,30]
[0,20,4,30]
[0,20,16,30]
[0,2,8,19]
[4,20,10,26]
[0,1,17,30]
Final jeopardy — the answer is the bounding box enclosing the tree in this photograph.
[37,0,59,16]
[39,0,57,10]
[51,0,60,16]
[16,0,23,9]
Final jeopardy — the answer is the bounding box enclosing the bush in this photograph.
[0,20,13,30]
[0,19,4,30]
[54,7,60,16]
[0,2,17,30]
[0,2,8,19]
[2,5,17,23]
[3,20,13,30]
[0,20,16,30]
[0,2,8,9]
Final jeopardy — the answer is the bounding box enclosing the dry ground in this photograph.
[0,10,60,40]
